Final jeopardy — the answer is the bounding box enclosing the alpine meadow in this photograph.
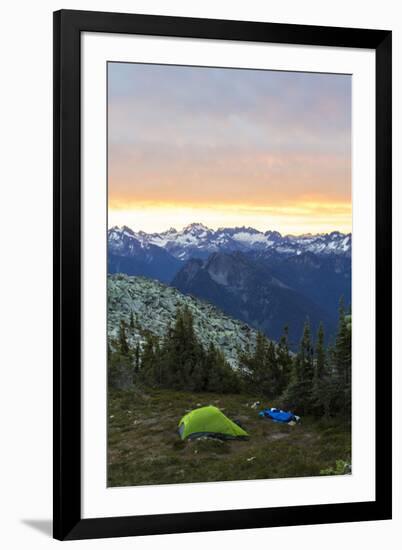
[107,62,352,487]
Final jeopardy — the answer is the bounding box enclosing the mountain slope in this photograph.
[247,250,351,315]
[172,252,336,346]
[108,226,181,283]
[108,274,258,369]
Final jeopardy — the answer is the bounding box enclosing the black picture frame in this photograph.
[53,9,392,541]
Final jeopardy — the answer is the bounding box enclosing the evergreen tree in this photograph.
[266,341,281,396]
[191,355,207,392]
[315,323,325,380]
[140,333,161,386]
[205,343,221,392]
[119,320,130,355]
[240,332,279,398]
[137,305,242,394]
[276,326,293,394]
[134,343,140,374]
[333,297,352,417]
[241,331,264,390]
[157,307,205,390]
[315,341,342,417]
[312,323,326,415]
[207,344,241,394]
[282,319,315,414]
[180,307,202,387]
[297,319,314,384]
[129,311,135,331]
[163,307,199,389]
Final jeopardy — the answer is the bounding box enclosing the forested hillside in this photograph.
[108,274,351,419]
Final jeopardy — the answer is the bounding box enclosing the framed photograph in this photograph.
[53,9,392,541]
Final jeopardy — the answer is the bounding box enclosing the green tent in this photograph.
[178,405,249,440]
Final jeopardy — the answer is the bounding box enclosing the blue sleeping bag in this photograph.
[259,408,297,423]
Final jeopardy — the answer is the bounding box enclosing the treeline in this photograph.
[241,300,351,418]
[108,301,351,418]
[108,306,240,394]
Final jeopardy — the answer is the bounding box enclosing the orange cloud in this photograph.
[108,150,350,209]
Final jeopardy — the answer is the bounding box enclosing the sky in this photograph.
[108,62,351,235]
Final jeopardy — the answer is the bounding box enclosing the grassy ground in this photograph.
[108,388,351,487]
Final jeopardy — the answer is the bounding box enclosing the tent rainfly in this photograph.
[178,405,249,440]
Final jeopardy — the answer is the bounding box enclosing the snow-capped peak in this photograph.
[182,222,211,234]
[108,224,351,262]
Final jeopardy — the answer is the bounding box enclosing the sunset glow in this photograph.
[108,62,351,235]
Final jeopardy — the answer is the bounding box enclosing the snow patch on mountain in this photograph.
[108,223,352,262]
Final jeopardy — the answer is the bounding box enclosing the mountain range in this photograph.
[108,223,351,346]
[109,223,351,263]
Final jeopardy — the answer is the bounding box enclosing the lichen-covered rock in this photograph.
[108,274,257,369]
